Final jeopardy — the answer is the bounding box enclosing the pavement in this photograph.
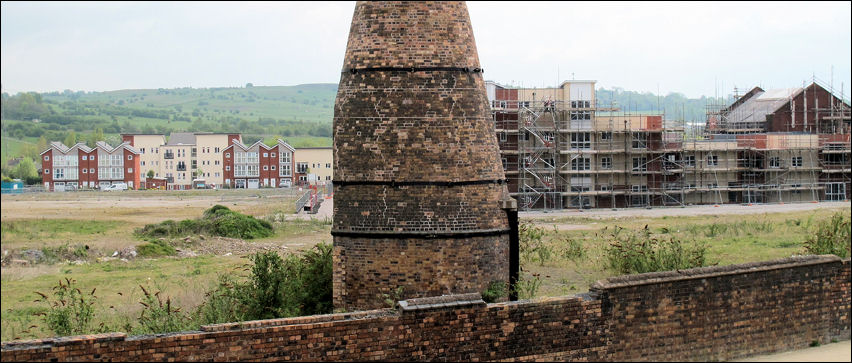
[733,340,851,362]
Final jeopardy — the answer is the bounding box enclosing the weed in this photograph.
[133,284,195,335]
[803,211,851,258]
[381,286,405,308]
[514,270,542,300]
[605,225,709,274]
[33,278,97,337]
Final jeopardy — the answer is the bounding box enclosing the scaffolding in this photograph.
[490,80,851,211]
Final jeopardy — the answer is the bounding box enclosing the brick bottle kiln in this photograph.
[332,1,517,310]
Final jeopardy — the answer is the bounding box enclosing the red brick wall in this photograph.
[40,151,53,189]
[2,256,848,362]
[123,149,140,189]
[222,146,235,187]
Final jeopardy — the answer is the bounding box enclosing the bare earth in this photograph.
[733,340,851,362]
[522,201,851,220]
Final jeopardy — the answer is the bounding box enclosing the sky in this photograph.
[2,1,850,99]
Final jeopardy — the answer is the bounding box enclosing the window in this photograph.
[601,156,612,169]
[128,155,133,160]
[326,163,331,168]
[570,132,591,149]
[45,169,50,174]
[215,147,220,153]
[271,166,276,170]
[54,168,64,179]
[225,153,231,158]
[271,153,276,157]
[600,132,612,141]
[263,165,268,171]
[89,168,94,173]
[44,155,50,161]
[297,162,308,174]
[770,157,780,168]
[499,132,507,142]
[263,152,268,157]
[632,157,647,172]
[82,155,88,161]
[632,132,646,149]
[128,168,133,173]
[685,155,695,167]
[707,155,718,166]
[82,168,87,174]
[226,166,231,171]
[571,157,591,171]
[141,161,145,166]
[792,156,802,167]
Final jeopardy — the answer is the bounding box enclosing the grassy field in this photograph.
[522,207,850,297]
[0,193,847,341]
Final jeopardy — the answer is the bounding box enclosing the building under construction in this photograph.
[488,79,851,210]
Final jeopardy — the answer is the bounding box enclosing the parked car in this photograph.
[102,183,128,191]
[279,180,292,188]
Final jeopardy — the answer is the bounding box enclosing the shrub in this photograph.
[803,212,851,258]
[134,205,273,240]
[519,221,555,265]
[33,278,97,337]
[605,225,709,274]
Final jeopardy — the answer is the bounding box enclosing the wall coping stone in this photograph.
[1,333,127,351]
[398,293,485,312]
[201,308,396,332]
[591,255,841,290]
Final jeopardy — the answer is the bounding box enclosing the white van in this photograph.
[103,182,128,191]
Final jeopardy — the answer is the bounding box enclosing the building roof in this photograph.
[166,132,197,146]
[724,87,802,125]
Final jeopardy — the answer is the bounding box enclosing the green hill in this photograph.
[1,84,338,151]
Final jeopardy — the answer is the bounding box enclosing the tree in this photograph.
[86,128,105,147]
[147,170,155,179]
[245,83,254,88]
[12,157,38,182]
[64,131,77,146]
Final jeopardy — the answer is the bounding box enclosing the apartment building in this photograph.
[488,79,851,209]
[222,139,296,189]
[40,141,140,191]
[122,132,241,189]
[294,147,333,186]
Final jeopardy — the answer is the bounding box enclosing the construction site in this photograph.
[488,79,852,210]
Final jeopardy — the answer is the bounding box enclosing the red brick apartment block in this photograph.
[40,141,140,191]
[222,139,295,189]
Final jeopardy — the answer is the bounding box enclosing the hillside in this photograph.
[2,83,725,165]
[1,84,337,150]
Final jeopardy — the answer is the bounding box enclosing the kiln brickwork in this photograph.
[2,256,848,362]
[332,1,511,310]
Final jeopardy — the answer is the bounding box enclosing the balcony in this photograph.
[177,165,187,171]
[164,152,174,160]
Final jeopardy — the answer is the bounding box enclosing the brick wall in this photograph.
[3,255,848,362]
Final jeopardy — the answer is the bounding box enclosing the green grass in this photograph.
[1,255,245,341]
[1,219,123,246]
[1,136,36,162]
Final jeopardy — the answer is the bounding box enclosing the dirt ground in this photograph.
[733,340,851,362]
[522,200,851,220]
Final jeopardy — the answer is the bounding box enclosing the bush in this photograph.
[481,280,507,303]
[136,239,177,257]
[194,243,333,324]
[513,271,542,300]
[804,212,851,258]
[605,225,709,274]
[134,205,273,240]
[33,278,97,337]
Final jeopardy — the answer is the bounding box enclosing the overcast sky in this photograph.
[2,1,850,99]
